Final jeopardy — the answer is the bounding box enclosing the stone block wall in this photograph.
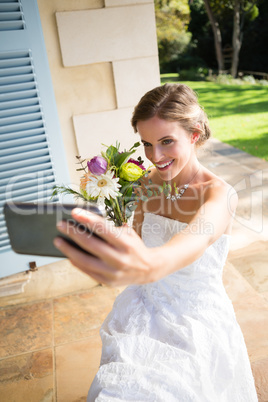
[38,0,160,179]
[0,0,160,303]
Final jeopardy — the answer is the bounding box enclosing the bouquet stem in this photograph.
[112,197,125,226]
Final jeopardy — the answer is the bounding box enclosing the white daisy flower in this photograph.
[86,170,121,201]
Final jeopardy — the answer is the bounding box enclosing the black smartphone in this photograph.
[3,202,106,258]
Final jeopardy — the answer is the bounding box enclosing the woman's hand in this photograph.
[53,208,160,287]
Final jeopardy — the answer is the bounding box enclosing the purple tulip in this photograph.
[87,156,108,175]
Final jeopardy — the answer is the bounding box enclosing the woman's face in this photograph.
[137,115,195,181]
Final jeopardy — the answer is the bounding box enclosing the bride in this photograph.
[55,84,258,401]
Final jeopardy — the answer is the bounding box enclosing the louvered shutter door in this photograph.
[0,0,71,278]
[0,0,25,31]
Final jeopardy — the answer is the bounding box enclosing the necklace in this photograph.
[166,164,200,202]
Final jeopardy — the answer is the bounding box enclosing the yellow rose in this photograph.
[120,163,144,181]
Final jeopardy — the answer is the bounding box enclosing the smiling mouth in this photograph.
[155,160,174,170]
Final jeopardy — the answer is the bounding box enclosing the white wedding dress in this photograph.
[88,212,258,401]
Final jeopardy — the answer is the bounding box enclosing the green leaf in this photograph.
[119,182,133,199]
[51,188,58,198]
[127,203,138,212]
[51,185,91,202]
[141,195,148,202]
[164,188,170,196]
[125,186,133,198]
[119,178,129,187]
[158,186,163,193]
[114,149,136,167]
[106,145,118,163]
[147,190,153,197]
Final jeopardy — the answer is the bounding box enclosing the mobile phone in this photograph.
[3,202,106,258]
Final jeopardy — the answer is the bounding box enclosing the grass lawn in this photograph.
[161,77,268,161]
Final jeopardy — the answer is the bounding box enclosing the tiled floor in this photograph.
[1,260,268,402]
[0,285,121,402]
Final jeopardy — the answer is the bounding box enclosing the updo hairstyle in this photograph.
[131,83,211,147]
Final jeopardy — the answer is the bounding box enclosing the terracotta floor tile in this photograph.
[0,348,54,402]
[56,337,102,402]
[223,262,268,363]
[229,241,268,295]
[262,290,268,304]
[251,358,268,402]
[0,302,53,359]
[54,286,121,345]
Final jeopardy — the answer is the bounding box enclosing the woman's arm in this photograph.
[54,181,237,286]
[54,210,154,286]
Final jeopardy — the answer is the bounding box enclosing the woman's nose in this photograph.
[151,146,163,163]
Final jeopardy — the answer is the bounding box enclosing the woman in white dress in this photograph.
[55,84,258,401]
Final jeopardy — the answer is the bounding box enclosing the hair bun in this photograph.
[132,83,211,148]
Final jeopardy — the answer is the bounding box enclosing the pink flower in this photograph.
[87,156,108,175]
[127,158,145,171]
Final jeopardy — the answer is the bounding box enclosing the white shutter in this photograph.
[0,0,71,278]
[0,0,25,31]
[0,50,59,253]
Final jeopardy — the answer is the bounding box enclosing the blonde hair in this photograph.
[131,83,211,147]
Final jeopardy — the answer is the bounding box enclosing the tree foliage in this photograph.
[188,0,216,68]
[239,0,268,72]
[188,0,265,75]
[155,0,192,71]
[208,0,259,21]
[156,0,266,75]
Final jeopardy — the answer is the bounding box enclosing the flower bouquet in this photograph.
[52,142,150,226]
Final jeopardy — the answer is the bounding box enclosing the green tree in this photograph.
[188,0,216,68]
[231,0,259,76]
[203,0,224,71]
[202,0,259,76]
[155,0,191,71]
[239,0,268,72]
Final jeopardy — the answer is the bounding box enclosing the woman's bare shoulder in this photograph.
[199,167,238,208]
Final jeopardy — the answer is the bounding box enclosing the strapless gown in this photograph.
[88,212,258,401]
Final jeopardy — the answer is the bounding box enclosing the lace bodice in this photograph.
[142,212,230,267]
[140,213,232,313]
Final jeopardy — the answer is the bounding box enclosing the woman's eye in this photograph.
[143,142,151,147]
[162,139,173,145]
